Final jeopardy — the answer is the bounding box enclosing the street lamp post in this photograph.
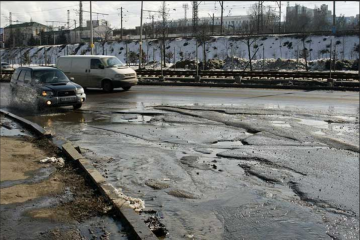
[90,1,94,54]
[139,1,143,69]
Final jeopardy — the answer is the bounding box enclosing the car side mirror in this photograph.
[99,64,105,69]
[70,77,75,81]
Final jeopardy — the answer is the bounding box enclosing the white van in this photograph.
[56,55,137,92]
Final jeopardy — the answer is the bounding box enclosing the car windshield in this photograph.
[103,57,126,68]
[33,69,69,84]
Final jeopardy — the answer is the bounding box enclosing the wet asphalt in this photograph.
[1,83,359,239]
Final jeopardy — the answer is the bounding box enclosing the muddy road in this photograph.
[1,83,359,239]
[0,115,129,240]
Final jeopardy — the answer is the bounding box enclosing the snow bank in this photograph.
[1,34,358,68]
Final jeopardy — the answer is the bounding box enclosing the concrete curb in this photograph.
[0,110,158,240]
[63,142,158,240]
[138,81,359,91]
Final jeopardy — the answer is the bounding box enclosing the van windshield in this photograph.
[33,69,69,84]
[103,57,126,68]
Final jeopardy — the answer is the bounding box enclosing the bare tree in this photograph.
[300,36,309,71]
[240,36,258,71]
[247,3,261,34]
[195,21,211,70]
[94,21,113,55]
[336,15,347,31]
[285,5,312,32]
[312,5,330,31]
[157,1,170,67]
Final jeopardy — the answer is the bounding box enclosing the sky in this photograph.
[1,1,359,29]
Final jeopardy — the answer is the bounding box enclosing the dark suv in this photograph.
[10,67,86,110]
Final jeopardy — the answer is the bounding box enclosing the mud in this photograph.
[1,83,359,239]
[145,179,171,190]
[167,189,198,199]
[0,118,129,240]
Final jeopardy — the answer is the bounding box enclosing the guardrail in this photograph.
[136,69,360,81]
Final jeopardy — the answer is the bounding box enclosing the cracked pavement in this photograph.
[1,84,359,239]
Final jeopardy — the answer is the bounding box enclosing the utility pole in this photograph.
[219,1,224,35]
[329,38,333,79]
[90,1,94,54]
[9,12,15,48]
[74,20,77,43]
[67,10,70,29]
[120,7,123,40]
[183,3,189,35]
[279,1,281,33]
[208,13,215,35]
[333,1,336,33]
[260,1,263,31]
[161,1,166,67]
[139,1,143,69]
[173,46,176,68]
[152,15,155,38]
[192,1,199,35]
[183,3,188,22]
[257,1,260,33]
[79,1,83,42]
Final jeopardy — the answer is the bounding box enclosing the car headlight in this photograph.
[76,88,84,94]
[114,74,123,80]
[41,91,53,97]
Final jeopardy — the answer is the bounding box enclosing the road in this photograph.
[1,83,359,239]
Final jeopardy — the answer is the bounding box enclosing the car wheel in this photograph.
[73,103,82,110]
[102,80,113,93]
[122,86,131,91]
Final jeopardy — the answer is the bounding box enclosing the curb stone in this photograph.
[138,81,359,91]
[0,110,158,240]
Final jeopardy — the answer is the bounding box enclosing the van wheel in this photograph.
[122,86,131,91]
[73,103,82,110]
[102,80,113,92]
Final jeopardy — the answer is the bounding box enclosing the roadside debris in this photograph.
[140,209,168,237]
[186,234,195,239]
[39,157,65,167]
[108,185,146,211]
[144,215,169,237]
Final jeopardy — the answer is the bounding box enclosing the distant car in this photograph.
[56,55,138,92]
[1,62,14,71]
[10,67,86,110]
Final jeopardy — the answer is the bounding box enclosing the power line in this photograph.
[11,4,81,14]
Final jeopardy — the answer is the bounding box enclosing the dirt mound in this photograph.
[171,59,197,69]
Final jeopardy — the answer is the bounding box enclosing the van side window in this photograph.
[11,69,21,82]
[24,70,32,84]
[91,59,103,69]
[17,69,26,82]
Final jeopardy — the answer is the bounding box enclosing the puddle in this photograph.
[212,141,244,147]
[313,130,326,136]
[0,115,31,137]
[270,121,292,128]
[333,116,357,122]
[1,126,29,137]
[109,114,152,123]
[297,119,328,129]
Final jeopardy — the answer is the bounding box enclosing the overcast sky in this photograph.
[1,1,359,29]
